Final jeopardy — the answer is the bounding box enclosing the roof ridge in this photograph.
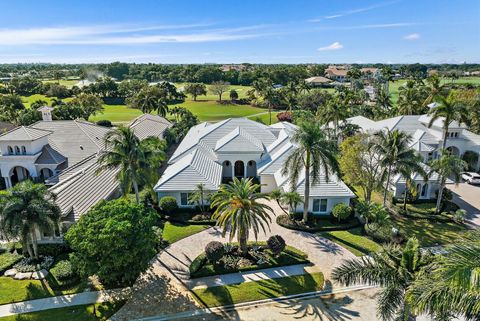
[73,120,104,149]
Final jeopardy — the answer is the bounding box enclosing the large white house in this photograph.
[154,118,355,215]
[347,114,480,200]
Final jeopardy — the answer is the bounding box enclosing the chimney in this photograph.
[37,106,53,122]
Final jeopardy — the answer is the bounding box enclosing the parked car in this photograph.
[461,172,480,184]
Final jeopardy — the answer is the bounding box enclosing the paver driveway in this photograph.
[112,200,356,321]
[447,182,480,227]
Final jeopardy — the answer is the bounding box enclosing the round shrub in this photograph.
[332,203,352,222]
[159,196,178,215]
[267,235,286,256]
[50,260,76,281]
[96,120,112,127]
[14,256,54,272]
[205,241,225,263]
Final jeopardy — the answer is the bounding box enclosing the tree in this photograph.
[65,199,157,287]
[184,83,207,101]
[409,230,480,319]
[429,151,467,213]
[0,181,60,259]
[270,189,303,215]
[128,86,169,117]
[68,93,104,120]
[427,95,468,150]
[210,178,273,254]
[229,89,239,102]
[423,74,448,106]
[331,203,352,222]
[45,83,70,99]
[209,81,230,102]
[0,94,25,124]
[397,80,428,115]
[372,129,424,206]
[333,238,432,321]
[97,126,166,203]
[189,183,209,213]
[317,95,349,140]
[339,134,382,203]
[375,86,393,118]
[346,67,362,89]
[118,79,148,98]
[17,108,42,126]
[397,154,427,210]
[282,122,339,223]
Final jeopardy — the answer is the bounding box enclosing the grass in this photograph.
[162,221,210,244]
[192,272,324,307]
[318,227,382,257]
[0,301,124,321]
[0,252,22,272]
[42,79,80,88]
[405,202,437,215]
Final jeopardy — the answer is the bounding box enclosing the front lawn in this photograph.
[0,301,124,321]
[161,221,210,245]
[192,272,324,307]
[318,227,382,257]
[0,252,22,273]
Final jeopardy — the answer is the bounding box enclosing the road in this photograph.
[447,182,480,227]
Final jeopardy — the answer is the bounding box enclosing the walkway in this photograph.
[0,288,130,318]
[112,200,356,321]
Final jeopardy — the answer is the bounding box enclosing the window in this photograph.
[224,161,230,167]
[21,146,26,155]
[313,199,328,213]
[421,184,428,197]
[7,146,13,155]
[14,146,20,155]
[180,193,190,206]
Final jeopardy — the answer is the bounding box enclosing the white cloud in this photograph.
[404,33,420,40]
[309,0,399,21]
[317,42,343,51]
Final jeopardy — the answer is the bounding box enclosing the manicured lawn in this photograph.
[405,202,436,215]
[247,111,280,125]
[0,252,22,272]
[318,227,382,257]
[42,79,80,88]
[21,94,73,108]
[176,83,253,101]
[192,272,324,307]
[0,301,124,321]
[162,222,210,245]
[89,103,143,123]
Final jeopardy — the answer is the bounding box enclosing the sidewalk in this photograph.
[0,288,130,318]
[186,264,317,289]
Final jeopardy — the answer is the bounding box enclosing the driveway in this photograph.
[447,182,480,227]
[112,200,356,321]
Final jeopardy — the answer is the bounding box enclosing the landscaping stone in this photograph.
[32,269,49,280]
[4,269,17,277]
[14,272,33,280]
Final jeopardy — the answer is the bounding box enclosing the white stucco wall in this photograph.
[293,196,352,216]
[260,174,278,193]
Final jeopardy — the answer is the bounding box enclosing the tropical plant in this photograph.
[397,153,427,210]
[270,189,303,216]
[205,241,225,263]
[159,196,178,215]
[427,95,468,150]
[333,238,432,321]
[0,181,61,259]
[423,75,449,106]
[209,81,230,102]
[128,86,169,116]
[282,122,339,223]
[429,151,467,213]
[397,80,428,115]
[331,203,352,222]
[317,95,349,140]
[97,126,166,203]
[372,129,424,207]
[210,178,273,254]
[189,183,209,213]
[184,83,207,101]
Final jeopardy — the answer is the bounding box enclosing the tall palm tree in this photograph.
[210,178,273,254]
[397,80,427,115]
[317,96,349,140]
[0,181,61,259]
[375,86,393,118]
[429,151,467,213]
[372,129,424,207]
[128,86,169,117]
[333,238,432,321]
[409,230,480,320]
[397,153,427,210]
[423,75,448,107]
[97,126,166,203]
[282,122,339,223]
[427,95,468,150]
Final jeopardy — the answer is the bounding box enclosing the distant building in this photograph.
[220,64,246,72]
[305,76,332,87]
[325,67,348,82]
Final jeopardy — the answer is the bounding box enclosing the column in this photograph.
[244,162,248,178]
[3,176,12,189]
[231,162,234,178]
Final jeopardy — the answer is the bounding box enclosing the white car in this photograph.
[461,172,480,185]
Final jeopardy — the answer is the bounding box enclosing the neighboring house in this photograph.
[305,76,332,87]
[0,110,171,242]
[220,64,246,72]
[360,67,380,80]
[325,67,348,82]
[155,118,355,215]
[347,114,480,199]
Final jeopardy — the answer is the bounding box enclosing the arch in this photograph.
[234,161,245,178]
[21,146,26,155]
[9,166,31,185]
[39,168,53,181]
[222,160,232,178]
[7,146,13,155]
[14,146,20,155]
[421,183,428,198]
[462,150,479,171]
[446,146,460,156]
[246,160,257,178]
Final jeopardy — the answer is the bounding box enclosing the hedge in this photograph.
[0,252,22,274]
[276,214,361,232]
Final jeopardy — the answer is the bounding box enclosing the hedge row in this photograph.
[276,214,361,232]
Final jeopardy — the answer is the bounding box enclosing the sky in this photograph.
[0,0,479,64]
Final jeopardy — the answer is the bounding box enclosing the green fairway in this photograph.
[176,83,253,101]
[42,79,80,88]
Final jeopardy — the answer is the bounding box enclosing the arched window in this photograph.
[421,184,428,197]
[21,146,26,155]
[7,146,13,155]
[224,161,231,167]
[14,146,20,155]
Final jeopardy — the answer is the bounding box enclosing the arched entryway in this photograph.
[10,166,31,185]
[39,168,54,181]
[246,160,257,178]
[222,161,232,178]
[446,146,460,156]
[234,161,245,178]
[462,150,479,171]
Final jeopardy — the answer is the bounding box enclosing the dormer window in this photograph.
[14,146,20,155]
[7,146,13,155]
[21,146,26,155]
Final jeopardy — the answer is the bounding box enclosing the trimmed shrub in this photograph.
[267,235,286,256]
[14,256,54,272]
[205,241,225,263]
[38,243,70,257]
[96,120,112,127]
[50,260,77,282]
[159,196,178,215]
[331,203,352,222]
[453,209,467,223]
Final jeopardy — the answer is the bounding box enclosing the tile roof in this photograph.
[214,127,265,153]
[0,126,51,141]
[128,114,172,140]
[35,144,67,165]
[258,142,295,175]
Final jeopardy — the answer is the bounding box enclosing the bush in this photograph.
[13,256,54,272]
[453,209,467,223]
[332,204,352,222]
[159,196,178,215]
[50,260,77,281]
[0,252,22,273]
[276,214,360,232]
[96,120,112,127]
[276,111,293,122]
[37,243,70,257]
[6,242,22,255]
[205,241,225,263]
[267,235,286,256]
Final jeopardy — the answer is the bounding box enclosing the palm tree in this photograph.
[409,230,480,319]
[210,178,273,254]
[380,65,394,93]
[128,86,169,117]
[375,86,393,118]
[397,153,427,210]
[97,126,166,203]
[270,189,303,215]
[372,129,424,207]
[189,183,209,213]
[317,96,349,140]
[427,95,468,150]
[282,122,339,223]
[397,80,427,115]
[423,75,448,107]
[0,181,61,259]
[429,151,467,213]
[333,238,432,321]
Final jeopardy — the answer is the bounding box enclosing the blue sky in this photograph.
[0,0,479,64]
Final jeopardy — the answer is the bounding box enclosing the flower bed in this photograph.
[190,242,309,278]
[276,214,361,232]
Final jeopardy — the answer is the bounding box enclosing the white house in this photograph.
[347,114,480,200]
[155,118,355,215]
